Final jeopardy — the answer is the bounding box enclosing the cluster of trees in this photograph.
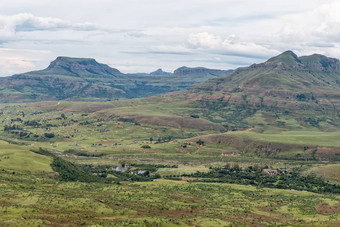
[44,133,55,138]
[3,124,56,140]
[24,120,41,127]
[11,118,23,123]
[81,163,176,182]
[64,149,105,157]
[153,136,174,143]
[304,117,322,127]
[130,163,178,172]
[32,148,108,183]
[4,124,22,131]
[3,124,33,139]
[107,171,161,182]
[183,165,340,194]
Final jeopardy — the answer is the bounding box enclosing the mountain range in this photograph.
[165,50,340,130]
[0,57,233,102]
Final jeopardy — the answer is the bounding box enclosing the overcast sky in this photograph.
[0,0,340,76]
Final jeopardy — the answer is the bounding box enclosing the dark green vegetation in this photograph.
[1,51,340,226]
[186,165,340,194]
[0,57,233,102]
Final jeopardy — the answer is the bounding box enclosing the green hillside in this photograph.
[0,141,53,173]
[1,51,340,226]
[167,51,340,130]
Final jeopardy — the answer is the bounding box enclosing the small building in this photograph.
[262,169,278,175]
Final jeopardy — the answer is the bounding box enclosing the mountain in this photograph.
[130,69,171,77]
[42,57,125,78]
[0,57,233,102]
[170,51,340,129]
[150,69,172,76]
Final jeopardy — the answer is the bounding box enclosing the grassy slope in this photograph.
[303,164,340,184]
[0,101,340,225]
[1,171,340,226]
[232,131,340,147]
[0,141,53,173]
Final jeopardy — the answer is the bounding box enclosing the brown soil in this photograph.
[316,203,340,216]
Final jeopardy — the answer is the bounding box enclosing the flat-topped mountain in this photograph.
[0,57,233,102]
[174,66,232,77]
[44,57,124,78]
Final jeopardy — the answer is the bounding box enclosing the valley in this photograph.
[1,51,340,226]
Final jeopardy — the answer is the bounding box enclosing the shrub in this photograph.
[141,145,151,149]
[44,133,55,138]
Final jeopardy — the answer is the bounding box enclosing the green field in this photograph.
[1,170,340,226]
[1,100,340,226]
[0,141,53,173]
[232,131,340,147]
[303,164,340,184]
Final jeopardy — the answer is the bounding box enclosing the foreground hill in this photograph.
[0,57,233,102]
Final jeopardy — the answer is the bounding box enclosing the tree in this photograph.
[196,139,205,146]
[61,113,67,120]
[44,133,55,138]
[233,163,240,170]
[141,145,151,149]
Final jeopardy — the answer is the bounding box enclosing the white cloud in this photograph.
[187,32,279,58]
[270,1,340,56]
[0,13,100,41]
[0,1,340,75]
[188,32,222,49]
[0,48,52,76]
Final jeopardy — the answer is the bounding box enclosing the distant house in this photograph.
[262,169,278,175]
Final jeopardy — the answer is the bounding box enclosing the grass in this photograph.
[0,140,53,173]
[1,101,340,225]
[304,164,340,184]
[231,130,340,147]
[1,170,340,226]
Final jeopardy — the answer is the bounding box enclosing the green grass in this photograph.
[1,171,340,226]
[0,141,53,173]
[232,130,340,147]
[304,164,340,184]
[1,101,340,226]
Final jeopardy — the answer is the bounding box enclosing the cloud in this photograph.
[0,48,52,76]
[188,32,222,49]
[187,32,279,58]
[0,13,101,41]
[147,45,193,55]
[271,1,340,55]
[1,1,340,76]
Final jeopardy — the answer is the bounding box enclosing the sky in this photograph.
[0,0,340,76]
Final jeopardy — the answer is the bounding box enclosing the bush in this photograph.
[141,145,151,149]
[190,114,200,118]
[44,133,55,138]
